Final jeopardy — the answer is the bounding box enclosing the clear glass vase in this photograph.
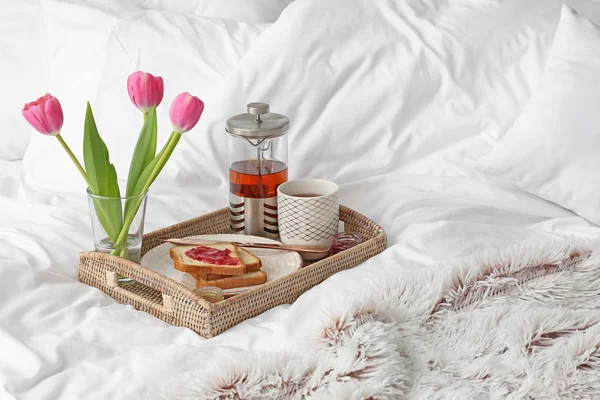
[87,188,148,286]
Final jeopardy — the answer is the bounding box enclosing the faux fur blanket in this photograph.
[164,240,600,399]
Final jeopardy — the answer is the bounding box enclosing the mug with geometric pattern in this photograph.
[277,179,339,253]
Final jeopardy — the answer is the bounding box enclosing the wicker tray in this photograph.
[79,205,386,338]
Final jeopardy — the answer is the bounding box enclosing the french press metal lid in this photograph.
[226,102,290,139]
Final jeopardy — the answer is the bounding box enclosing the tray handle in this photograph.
[79,251,202,310]
[104,270,174,315]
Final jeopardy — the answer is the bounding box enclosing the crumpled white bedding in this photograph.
[3,0,600,399]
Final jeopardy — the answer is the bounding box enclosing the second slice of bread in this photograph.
[170,244,246,276]
[194,270,267,290]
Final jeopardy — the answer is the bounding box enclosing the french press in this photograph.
[226,102,289,239]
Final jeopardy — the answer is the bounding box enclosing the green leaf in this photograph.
[123,153,159,225]
[106,163,123,234]
[122,142,165,225]
[83,102,122,242]
[91,197,121,243]
[122,132,180,228]
[83,102,111,195]
[106,163,121,199]
[126,107,157,197]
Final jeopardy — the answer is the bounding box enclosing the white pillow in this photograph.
[476,4,600,225]
[175,0,567,187]
[0,1,43,160]
[14,0,290,164]
[152,0,294,23]
[22,2,266,192]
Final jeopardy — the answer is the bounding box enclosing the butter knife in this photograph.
[159,238,330,254]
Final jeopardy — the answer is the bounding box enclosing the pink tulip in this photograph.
[169,93,204,133]
[22,93,64,136]
[127,71,164,113]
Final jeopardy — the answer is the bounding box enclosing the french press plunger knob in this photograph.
[247,102,270,117]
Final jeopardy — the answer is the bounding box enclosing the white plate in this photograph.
[140,234,303,295]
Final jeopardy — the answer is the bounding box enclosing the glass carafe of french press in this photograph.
[226,102,289,238]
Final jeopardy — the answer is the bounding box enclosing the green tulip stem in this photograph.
[55,133,91,188]
[111,131,181,256]
[137,131,181,195]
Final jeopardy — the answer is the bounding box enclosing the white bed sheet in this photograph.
[3,0,600,399]
[4,154,600,399]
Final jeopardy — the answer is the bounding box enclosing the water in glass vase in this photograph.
[96,235,142,261]
[96,235,142,285]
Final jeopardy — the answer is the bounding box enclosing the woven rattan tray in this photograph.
[79,205,386,338]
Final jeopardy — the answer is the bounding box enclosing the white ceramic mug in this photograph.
[277,179,339,252]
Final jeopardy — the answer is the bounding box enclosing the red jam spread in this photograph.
[185,246,239,266]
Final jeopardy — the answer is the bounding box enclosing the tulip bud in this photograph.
[127,71,164,113]
[22,93,64,136]
[169,93,204,134]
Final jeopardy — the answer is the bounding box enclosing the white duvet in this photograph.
[3,0,600,398]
